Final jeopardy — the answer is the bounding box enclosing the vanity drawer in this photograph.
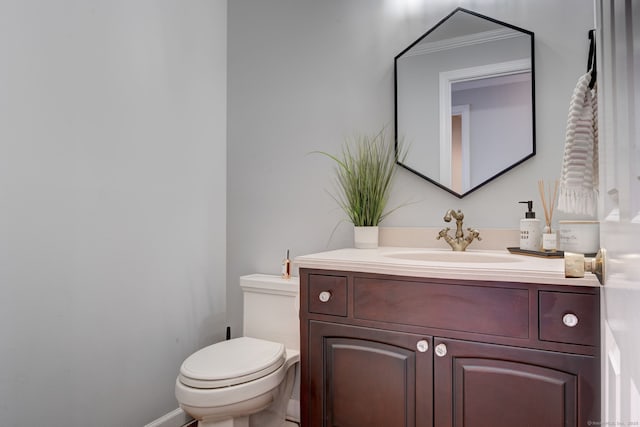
[539,291,598,346]
[308,274,348,317]
[353,277,529,338]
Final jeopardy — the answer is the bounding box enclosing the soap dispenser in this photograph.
[519,201,541,251]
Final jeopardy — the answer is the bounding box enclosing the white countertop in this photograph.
[294,247,600,287]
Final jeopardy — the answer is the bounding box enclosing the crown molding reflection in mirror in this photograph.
[394,7,535,198]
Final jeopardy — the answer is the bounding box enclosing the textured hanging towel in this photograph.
[557,70,599,216]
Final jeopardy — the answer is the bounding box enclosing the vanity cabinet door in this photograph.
[307,321,433,427]
[433,338,599,427]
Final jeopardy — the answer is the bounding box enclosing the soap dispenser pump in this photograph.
[519,201,541,251]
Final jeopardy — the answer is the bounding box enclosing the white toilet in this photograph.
[175,274,300,427]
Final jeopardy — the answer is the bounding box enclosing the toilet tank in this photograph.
[240,274,300,350]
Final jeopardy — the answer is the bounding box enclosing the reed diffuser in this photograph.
[538,179,559,251]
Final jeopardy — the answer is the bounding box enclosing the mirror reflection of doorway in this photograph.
[452,114,462,193]
[451,104,470,194]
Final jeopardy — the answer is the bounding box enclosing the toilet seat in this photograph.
[178,337,286,389]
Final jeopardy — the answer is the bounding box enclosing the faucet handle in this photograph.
[436,227,451,240]
[466,228,482,241]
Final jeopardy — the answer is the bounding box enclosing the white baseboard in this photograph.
[144,407,194,427]
[146,400,298,427]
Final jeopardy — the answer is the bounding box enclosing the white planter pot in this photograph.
[354,226,379,249]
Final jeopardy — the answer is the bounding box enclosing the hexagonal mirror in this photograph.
[395,8,535,198]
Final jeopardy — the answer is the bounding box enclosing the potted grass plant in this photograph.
[317,127,406,248]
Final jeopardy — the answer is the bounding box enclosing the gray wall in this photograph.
[0,1,227,426]
[227,0,594,335]
[0,1,592,424]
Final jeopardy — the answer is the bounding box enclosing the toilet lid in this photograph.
[179,336,286,389]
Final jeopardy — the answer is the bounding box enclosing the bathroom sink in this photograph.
[383,250,523,264]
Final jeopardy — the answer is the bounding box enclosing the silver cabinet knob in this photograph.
[563,313,579,327]
[416,340,429,353]
[435,343,447,357]
[318,291,332,303]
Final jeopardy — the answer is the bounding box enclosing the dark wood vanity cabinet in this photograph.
[299,269,600,427]
[434,337,597,427]
[308,321,433,427]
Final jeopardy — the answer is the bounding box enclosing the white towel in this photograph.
[557,71,599,216]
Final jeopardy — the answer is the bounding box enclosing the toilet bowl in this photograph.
[175,275,300,427]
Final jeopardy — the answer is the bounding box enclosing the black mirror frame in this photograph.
[394,7,536,198]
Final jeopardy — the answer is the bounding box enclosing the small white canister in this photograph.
[558,220,600,254]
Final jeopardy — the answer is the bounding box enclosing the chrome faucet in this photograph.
[437,209,482,251]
